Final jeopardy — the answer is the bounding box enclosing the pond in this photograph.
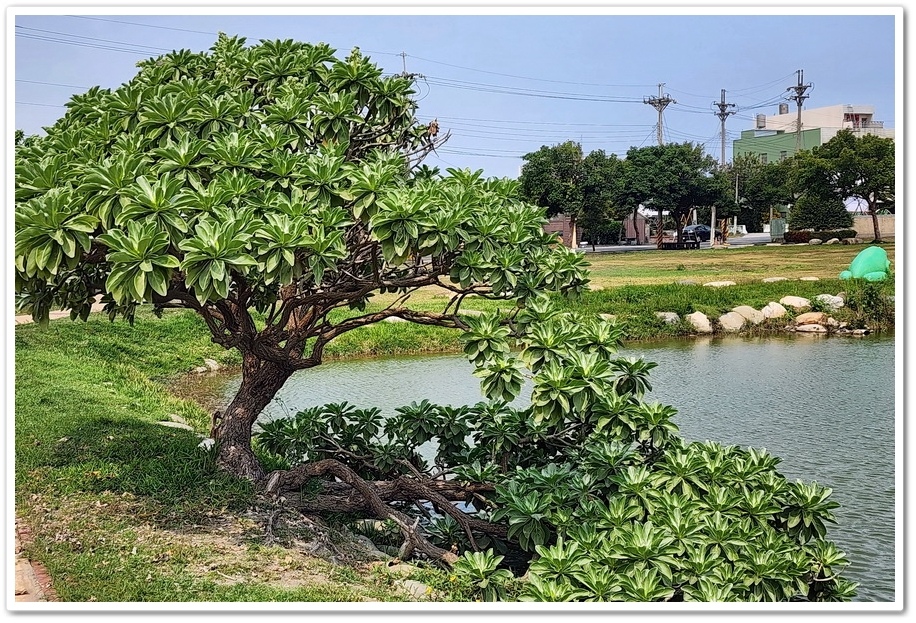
[219,333,897,602]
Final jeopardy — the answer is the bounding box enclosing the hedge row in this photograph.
[783,229,858,243]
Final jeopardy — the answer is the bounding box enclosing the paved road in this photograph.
[579,232,774,254]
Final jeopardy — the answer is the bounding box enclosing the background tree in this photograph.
[517,141,584,246]
[14,35,589,492]
[787,150,854,231]
[578,150,624,249]
[622,142,729,244]
[517,142,623,248]
[813,130,895,242]
[725,154,791,233]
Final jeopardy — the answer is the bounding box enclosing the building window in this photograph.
[760,153,768,164]
[779,151,788,161]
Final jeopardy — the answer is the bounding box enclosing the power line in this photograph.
[16,32,167,56]
[16,101,66,108]
[16,25,173,53]
[409,53,655,89]
[16,78,92,89]
[64,15,398,58]
[786,69,812,154]
[423,76,644,103]
[64,15,220,36]
[418,114,652,128]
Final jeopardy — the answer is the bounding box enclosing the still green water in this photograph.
[225,333,896,602]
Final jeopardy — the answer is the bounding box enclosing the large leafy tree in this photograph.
[14,35,589,489]
[787,150,854,232]
[622,143,731,244]
[517,142,623,248]
[726,154,791,233]
[14,37,857,593]
[813,130,895,242]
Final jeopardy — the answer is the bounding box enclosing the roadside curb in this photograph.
[15,520,59,602]
[14,301,107,325]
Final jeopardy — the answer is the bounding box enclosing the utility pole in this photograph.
[644,84,675,246]
[399,51,408,76]
[786,69,812,154]
[644,83,676,146]
[711,89,736,246]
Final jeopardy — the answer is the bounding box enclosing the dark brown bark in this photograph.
[266,459,459,565]
[279,480,504,534]
[214,353,294,482]
[869,203,883,242]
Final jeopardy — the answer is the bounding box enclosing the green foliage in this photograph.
[843,277,893,325]
[517,142,623,244]
[783,229,858,243]
[812,130,894,240]
[252,297,856,603]
[723,154,792,233]
[451,549,514,601]
[15,34,588,336]
[788,195,853,231]
[621,142,731,241]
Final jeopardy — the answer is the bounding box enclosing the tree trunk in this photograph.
[214,353,293,482]
[869,204,883,243]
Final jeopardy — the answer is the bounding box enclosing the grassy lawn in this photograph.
[584,242,896,288]
[13,241,895,602]
[14,313,446,602]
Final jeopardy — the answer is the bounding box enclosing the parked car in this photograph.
[682,224,723,242]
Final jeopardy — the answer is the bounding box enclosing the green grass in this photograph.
[584,242,896,288]
[15,311,452,602]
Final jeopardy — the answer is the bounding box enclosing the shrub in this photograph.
[784,229,858,244]
[788,195,853,231]
[254,298,858,602]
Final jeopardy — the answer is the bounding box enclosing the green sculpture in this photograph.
[839,246,891,281]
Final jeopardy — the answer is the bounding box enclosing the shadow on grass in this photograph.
[18,415,253,521]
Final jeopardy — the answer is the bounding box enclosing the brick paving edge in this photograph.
[15,520,59,602]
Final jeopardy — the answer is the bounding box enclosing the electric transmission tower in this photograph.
[713,89,736,166]
[644,83,676,146]
[710,89,736,245]
[786,69,812,154]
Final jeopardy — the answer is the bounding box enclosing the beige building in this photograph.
[757,103,894,143]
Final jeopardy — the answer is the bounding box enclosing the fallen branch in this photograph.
[265,459,459,565]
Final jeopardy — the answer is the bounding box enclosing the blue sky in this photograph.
[12,7,898,179]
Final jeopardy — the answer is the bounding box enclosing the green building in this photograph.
[733,128,821,164]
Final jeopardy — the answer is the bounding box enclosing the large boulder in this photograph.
[795,311,828,325]
[718,311,746,332]
[814,294,844,311]
[795,324,828,333]
[762,277,788,283]
[780,296,811,310]
[761,301,788,319]
[703,280,736,288]
[732,305,765,325]
[685,311,713,334]
[656,311,680,324]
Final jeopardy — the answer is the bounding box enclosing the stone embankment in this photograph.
[658,277,877,336]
